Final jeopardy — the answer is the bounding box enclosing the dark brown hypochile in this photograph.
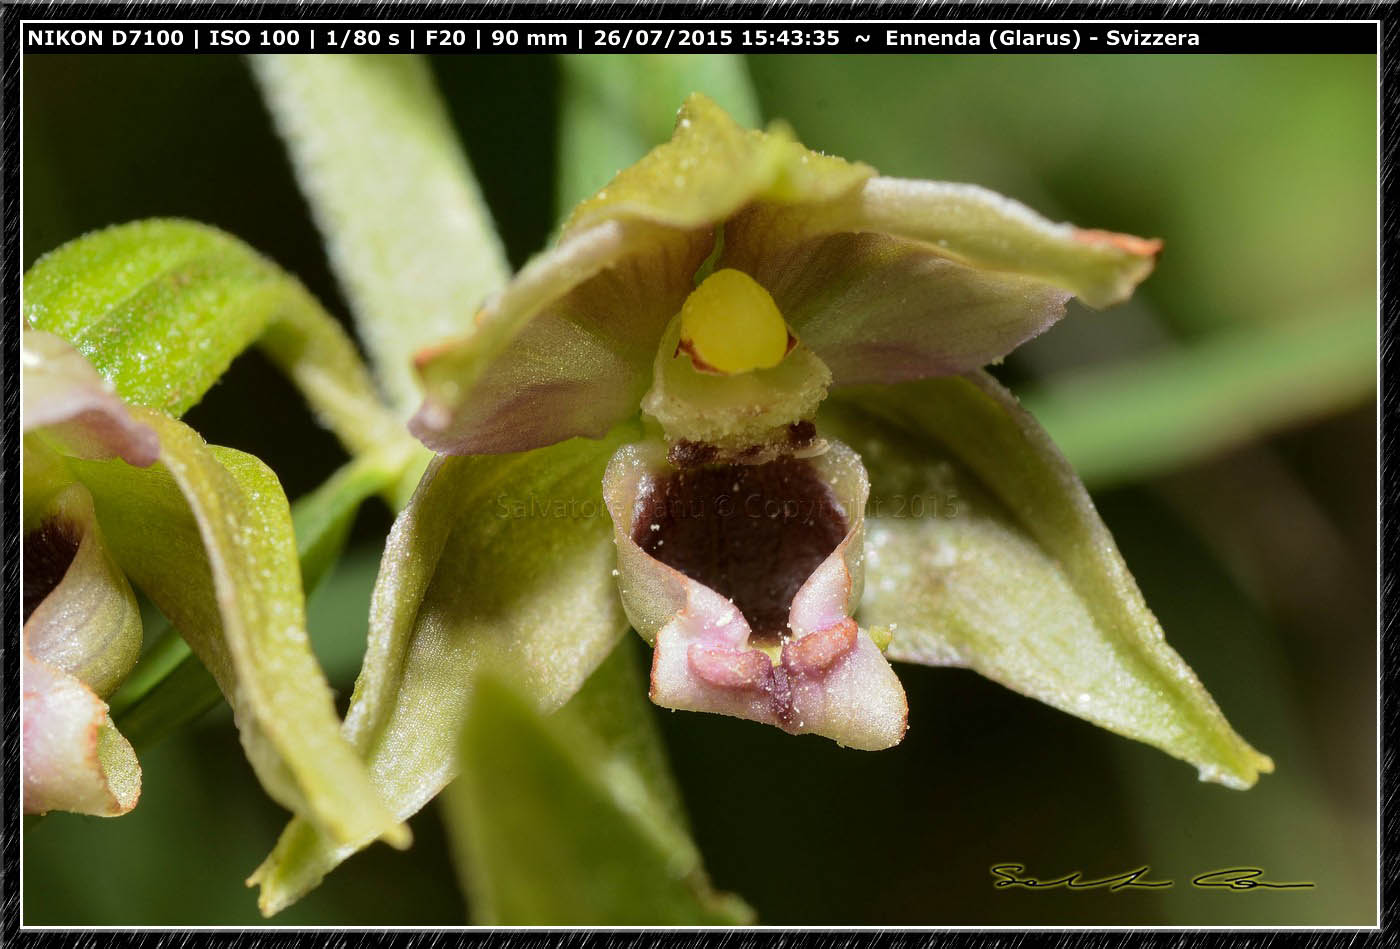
[24,518,82,622]
[633,455,847,644]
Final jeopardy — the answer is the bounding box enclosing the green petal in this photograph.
[24,483,142,699]
[23,219,401,458]
[823,373,1272,789]
[67,409,409,848]
[443,644,753,924]
[252,55,511,415]
[250,428,636,915]
[565,92,871,237]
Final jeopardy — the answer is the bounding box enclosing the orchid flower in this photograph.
[250,90,1272,916]
[407,92,1257,756]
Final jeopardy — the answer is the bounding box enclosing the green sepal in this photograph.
[250,425,638,915]
[824,372,1273,789]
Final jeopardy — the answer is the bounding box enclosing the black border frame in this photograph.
[2,2,1392,943]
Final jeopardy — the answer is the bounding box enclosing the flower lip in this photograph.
[632,453,848,645]
[21,483,145,817]
[23,646,141,817]
[604,437,909,749]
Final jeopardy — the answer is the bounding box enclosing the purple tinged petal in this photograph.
[721,223,1073,385]
[410,97,1161,458]
[410,221,710,455]
[837,177,1161,309]
[22,329,158,467]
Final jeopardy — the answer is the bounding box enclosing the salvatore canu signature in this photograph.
[991,864,1316,892]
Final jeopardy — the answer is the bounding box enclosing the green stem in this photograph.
[256,285,410,463]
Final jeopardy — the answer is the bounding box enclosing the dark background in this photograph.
[21,53,1377,924]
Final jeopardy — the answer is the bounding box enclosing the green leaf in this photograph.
[108,448,412,747]
[442,645,753,925]
[557,55,762,213]
[23,218,404,461]
[251,55,511,415]
[1018,303,1377,487]
[249,428,635,915]
[823,371,1273,789]
[68,409,409,847]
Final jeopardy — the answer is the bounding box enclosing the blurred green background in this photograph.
[22,53,1376,925]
